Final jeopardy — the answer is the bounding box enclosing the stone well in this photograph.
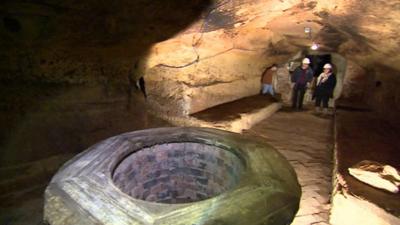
[113,142,244,204]
[44,127,301,225]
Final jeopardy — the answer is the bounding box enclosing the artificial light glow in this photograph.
[311,43,319,50]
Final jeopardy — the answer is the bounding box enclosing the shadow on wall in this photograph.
[0,0,212,81]
[0,0,212,50]
[0,0,212,166]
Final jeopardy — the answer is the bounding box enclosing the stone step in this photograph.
[154,95,282,133]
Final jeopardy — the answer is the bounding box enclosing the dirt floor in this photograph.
[246,107,334,225]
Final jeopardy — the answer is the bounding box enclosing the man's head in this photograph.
[271,63,278,71]
[301,58,310,69]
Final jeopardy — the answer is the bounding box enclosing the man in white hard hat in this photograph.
[290,58,314,110]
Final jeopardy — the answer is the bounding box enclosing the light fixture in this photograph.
[304,27,318,50]
[310,42,319,50]
[304,27,312,39]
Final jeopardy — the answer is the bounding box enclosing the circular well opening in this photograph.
[112,142,244,204]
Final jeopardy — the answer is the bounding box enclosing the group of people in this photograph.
[260,57,337,115]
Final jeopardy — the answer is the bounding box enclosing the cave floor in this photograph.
[1,101,333,225]
[2,92,399,224]
[245,107,333,225]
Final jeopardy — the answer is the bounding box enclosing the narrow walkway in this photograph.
[245,108,334,225]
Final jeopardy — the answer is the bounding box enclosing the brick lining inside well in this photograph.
[112,142,243,204]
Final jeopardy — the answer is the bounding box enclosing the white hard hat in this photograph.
[323,63,332,69]
[302,58,310,64]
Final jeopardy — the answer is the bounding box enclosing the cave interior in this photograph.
[0,0,400,224]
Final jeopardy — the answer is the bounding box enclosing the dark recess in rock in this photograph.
[3,16,21,33]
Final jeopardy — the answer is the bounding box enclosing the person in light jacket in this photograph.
[313,63,336,114]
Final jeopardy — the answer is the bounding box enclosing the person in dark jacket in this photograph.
[133,60,147,99]
[313,63,336,114]
[291,58,314,110]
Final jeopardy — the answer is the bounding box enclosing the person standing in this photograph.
[291,58,314,110]
[261,64,277,96]
[133,60,147,100]
[137,77,147,99]
[314,63,336,114]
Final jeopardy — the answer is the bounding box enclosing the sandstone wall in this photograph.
[368,66,400,122]
[2,0,400,165]
[144,46,281,116]
[141,0,304,116]
[339,61,400,122]
[340,60,372,102]
[331,53,346,100]
[0,84,168,167]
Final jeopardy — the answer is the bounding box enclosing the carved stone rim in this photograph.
[44,127,301,225]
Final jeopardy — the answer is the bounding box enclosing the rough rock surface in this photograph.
[1,1,400,223]
[139,0,400,116]
[2,0,400,118]
[349,160,400,194]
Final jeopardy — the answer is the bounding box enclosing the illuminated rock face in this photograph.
[1,0,400,117]
[341,60,371,102]
[137,0,400,117]
[144,56,268,116]
[44,127,301,225]
[142,1,298,116]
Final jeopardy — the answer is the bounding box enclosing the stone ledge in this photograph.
[330,109,400,225]
[150,96,281,133]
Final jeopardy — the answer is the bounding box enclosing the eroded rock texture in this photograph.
[138,0,400,116]
[2,0,400,113]
[1,0,400,164]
